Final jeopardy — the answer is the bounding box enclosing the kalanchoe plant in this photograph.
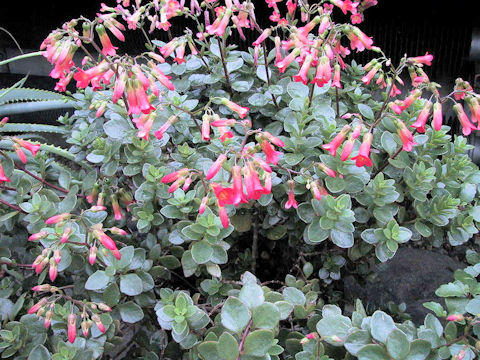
[2,0,480,358]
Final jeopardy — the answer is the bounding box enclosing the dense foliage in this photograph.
[2,0,480,359]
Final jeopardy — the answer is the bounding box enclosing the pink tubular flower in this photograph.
[148,61,175,90]
[253,29,271,47]
[411,100,433,133]
[68,313,77,343]
[231,165,245,206]
[54,249,61,264]
[14,145,28,163]
[201,114,211,141]
[351,133,373,167]
[260,140,282,165]
[323,125,351,156]
[92,227,118,252]
[318,163,337,178]
[276,48,301,73]
[284,180,298,209]
[0,163,10,183]
[242,164,265,200]
[330,0,358,14]
[95,25,117,56]
[446,314,464,322]
[111,195,123,221]
[221,98,249,119]
[92,314,106,333]
[28,298,48,315]
[310,181,328,201]
[13,138,41,156]
[397,120,417,152]
[311,56,332,87]
[174,42,186,64]
[60,227,72,243]
[454,103,477,136]
[432,102,443,131]
[341,135,356,161]
[45,213,71,225]
[293,54,313,85]
[49,259,58,281]
[32,284,53,292]
[211,118,236,127]
[361,64,381,85]
[199,196,208,214]
[154,115,178,139]
[466,96,480,123]
[332,64,342,88]
[408,52,434,66]
[29,230,48,241]
[399,89,422,112]
[218,204,229,228]
[206,154,227,180]
[161,168,188,184]
[263,132,285,147]
[89,246,97,265]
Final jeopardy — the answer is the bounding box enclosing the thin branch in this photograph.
[16,165,85,198]
[217,38,233,95]
[0,197,26,213]
[236,319,253,360]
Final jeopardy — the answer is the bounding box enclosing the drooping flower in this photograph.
[206,154,227,180]
[218,203,229,228]
[95,25,118,56]
[410,100,433,133]
[318,163,337,177]
[111,195,123,221]
[253,29,272,47]
[340,135,356,161]
[13,138,41,157]
[231,165,245,206]
[276,48,301,73]
[284,180,298,209]
[395,120,417,152]
[332,64,342,88]
[323,125,351,156]
[60,227,72,243]
[466,96,480,123]
[351,133,373,167]
[260,140,282,165]
[432,102,443,131]
[220,98,249,119]
[293,54,314,85]
[89,246,97,265]
[0,163,10,183]
[49,258,58,281]
[309,181,328,201]
[361,64,381,85]
[201,113,211,141]
[311,55,332,87]
[154,115,178,139]
[199,196,208,214]
[28,298,48,315]
[453,103,477,136]
[67,313,77,343]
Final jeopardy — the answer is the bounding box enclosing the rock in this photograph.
[344,247,465,324]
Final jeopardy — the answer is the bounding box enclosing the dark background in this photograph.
[1,0,478,84]
[0,0,480,78]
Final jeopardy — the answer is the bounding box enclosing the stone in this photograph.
[344,247,465,324]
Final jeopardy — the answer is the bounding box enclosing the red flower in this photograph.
[351,133,373,167]
[396,120,417,152]
[323,125,350,156]
[410,100,432,133]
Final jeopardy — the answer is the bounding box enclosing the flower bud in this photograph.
[67,313,77,343]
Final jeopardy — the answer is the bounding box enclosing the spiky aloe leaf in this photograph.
[0,100,75,116]
[0,140,91,169]
[0,88,69,104]
[0,123,67,134]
